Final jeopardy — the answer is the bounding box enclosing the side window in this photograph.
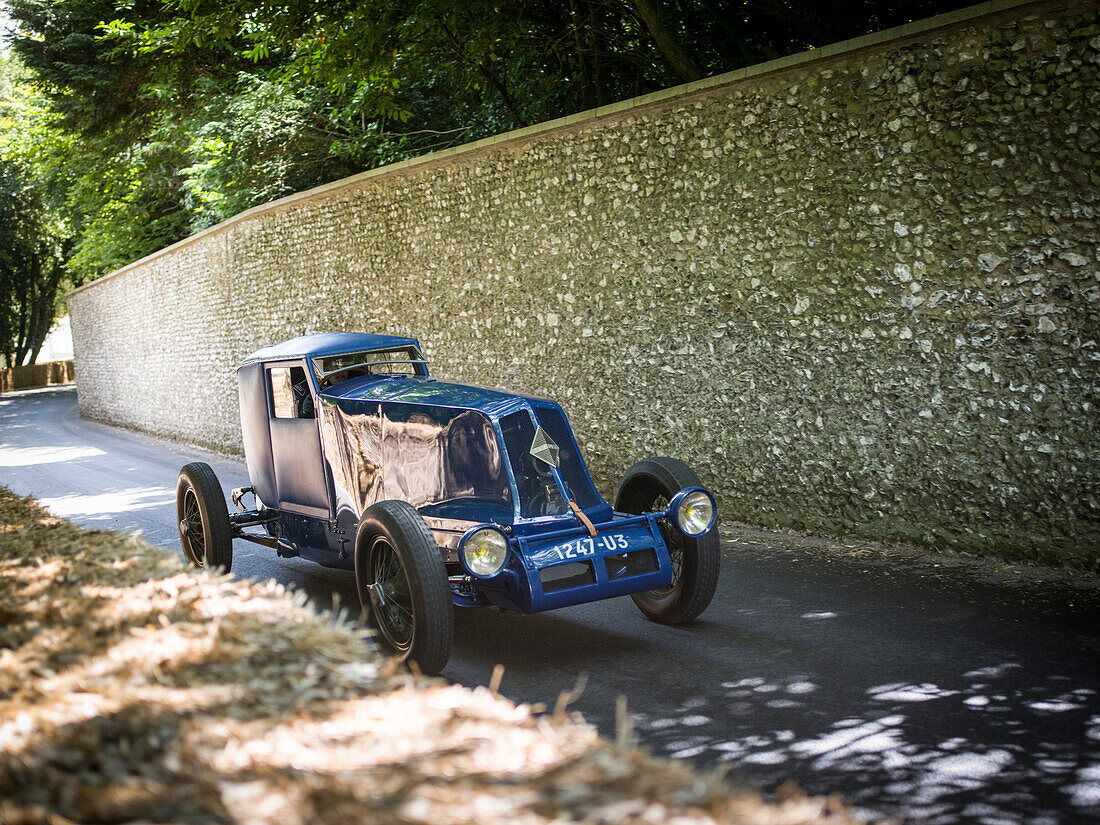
[269,366,313,419]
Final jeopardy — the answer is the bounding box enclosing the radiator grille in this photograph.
[539,560,596,592]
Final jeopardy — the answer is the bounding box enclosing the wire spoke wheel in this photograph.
[644,494,684,598]
[181,488,205,567]
[370,537,415,652]
[354,500,453,675]
[650,500,687,597]
[175,462,232,571]
[615,457,720,624]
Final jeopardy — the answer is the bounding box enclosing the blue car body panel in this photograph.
[235,333,687,613]
[326,373,528,415]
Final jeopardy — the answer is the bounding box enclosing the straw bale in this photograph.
[0,488,870,824]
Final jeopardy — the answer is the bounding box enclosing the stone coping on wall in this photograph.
[67,0,1055,299]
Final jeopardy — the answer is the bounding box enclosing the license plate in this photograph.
[532,532,630,565]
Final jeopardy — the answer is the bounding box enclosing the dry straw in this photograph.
[0,488,866,824]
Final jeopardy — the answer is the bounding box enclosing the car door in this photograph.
[265,360,333,518]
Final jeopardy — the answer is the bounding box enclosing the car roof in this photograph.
[238,332,421,367]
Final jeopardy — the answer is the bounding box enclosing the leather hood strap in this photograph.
[568,501,597,537]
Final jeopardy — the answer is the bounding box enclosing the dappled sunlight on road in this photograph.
[632,664,1100,824]
[442,559,1100,824]
[1068,756,1100,808]
[0,444,106,467]
[40,486,175,521]
[0,386,250,548]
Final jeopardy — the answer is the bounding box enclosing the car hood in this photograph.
[320,375,538,418]
[320,374,612,527]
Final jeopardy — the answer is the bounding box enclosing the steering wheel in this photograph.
[526,452,556,480]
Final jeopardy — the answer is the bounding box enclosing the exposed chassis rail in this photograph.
[229,486,279,548]
[229,510,279,548]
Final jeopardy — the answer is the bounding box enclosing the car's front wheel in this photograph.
[615,456,720,624]
[354,500,453,675]
[176,462,233,571]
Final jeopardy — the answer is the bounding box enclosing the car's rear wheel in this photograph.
[355,500,453,675]
[615,456,720,624]
[176,462,233,571]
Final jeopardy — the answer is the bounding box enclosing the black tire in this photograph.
[355,500,453,675]
[176,462,233,571]
[615,456,720,624]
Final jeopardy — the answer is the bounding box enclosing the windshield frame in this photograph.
[312,346,429,390]
[495,404,605,524]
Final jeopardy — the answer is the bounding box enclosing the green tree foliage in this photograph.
[8,0,212,271]
[0,53,69,366]
[0,161,66,367]
[5,0,973,282]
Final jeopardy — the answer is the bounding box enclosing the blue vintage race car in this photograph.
[176,333,720,674]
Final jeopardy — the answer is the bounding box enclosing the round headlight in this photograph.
[462,527,509,577]
[677,490,715,536]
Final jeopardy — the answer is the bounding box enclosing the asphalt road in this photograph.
[2,386,1098,824]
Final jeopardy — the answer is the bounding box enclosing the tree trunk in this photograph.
[569,0,596,110]
[700,0,761,64]
[587,0,609,106]
[26,257,62,365]
[437,17,530,126]
[13,267,30,366]
[629,0,703,82]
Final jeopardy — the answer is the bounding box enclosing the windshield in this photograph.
[313,347,426,390]
[532,406,601,510]
[500,411,569,518]
[498,407,601,519]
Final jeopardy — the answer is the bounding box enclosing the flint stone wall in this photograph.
[70,0,1100,565]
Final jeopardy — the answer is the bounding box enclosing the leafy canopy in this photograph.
[4,0,972,284]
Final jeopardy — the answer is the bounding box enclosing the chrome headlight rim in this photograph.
[667,487,717,537]
[459,524,511,578]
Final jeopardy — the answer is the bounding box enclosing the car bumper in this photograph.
[475,513,674,613]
